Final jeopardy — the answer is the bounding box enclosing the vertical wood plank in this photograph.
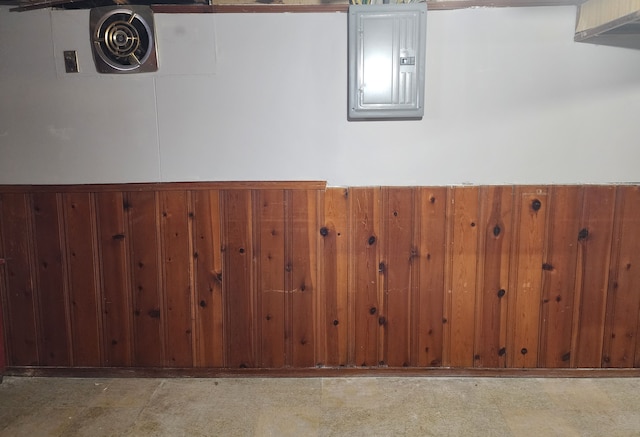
[416,187,447,367]
[572,186,616,368]
[0,195,15,370]
[318,188,349,367]
[349,187,381,367]
[126,191,164,367]
[159,191,193,367]
[474,186,513,368]
[314,190,326,368]
[0,194,39,366]
[222,190,255,368]
[63,192,102,367]
[448,186,480,367]
[192,190,224,368]
[508,187,547,368]
[256,190,286,368]
[95,192,132,367]
[538,186,582,368]
[32,193,71,367]
[289,190,317,367]
[603,186,640,367]
[382,188,414,367]
[0,289,4,372]
[0,238,4,371]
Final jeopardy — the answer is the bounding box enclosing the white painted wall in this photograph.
[1,5,640,186]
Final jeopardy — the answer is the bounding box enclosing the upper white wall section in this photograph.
[1,6,640,186]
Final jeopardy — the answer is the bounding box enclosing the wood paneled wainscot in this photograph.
[1,182,639,377]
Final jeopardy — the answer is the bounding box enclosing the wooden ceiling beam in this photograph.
[9,0,582,13]
[152,1,582,14]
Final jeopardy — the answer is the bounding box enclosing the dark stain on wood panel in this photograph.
[95,192,132,367]
[159,191,193,367]
[448,186,480,367]
[349,188,381,367]
[603,186,640,367]
[31,192,71,367]
[222,190,255,368]
[538,186,582,368]
[474,186,513,368]
[319,188,349,367]
[62,193,102,366]
[508,188,547,368]
[382,188,415,368]
[0,194,39,366]
[192,190,224,367]
[572,186,616,368]
[415,187,447,368]
[256,190,286,368]
[126,191,164,367]
[289,190,317,368]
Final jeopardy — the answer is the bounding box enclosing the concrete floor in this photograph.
[0,376,639,436]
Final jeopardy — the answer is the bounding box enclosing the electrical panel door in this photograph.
[348,4,427,120]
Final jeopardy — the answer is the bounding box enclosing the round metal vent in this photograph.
[90,6,158,74]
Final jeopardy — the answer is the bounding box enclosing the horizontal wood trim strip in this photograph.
[6,366,640,378]
[9,0,583,13]
[152,4,348,13]
[151,1,581,14]
[0,181,326,193]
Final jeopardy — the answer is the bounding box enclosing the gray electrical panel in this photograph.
[348,3,427,120]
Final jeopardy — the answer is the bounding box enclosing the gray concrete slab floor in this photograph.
[0,376,639,436]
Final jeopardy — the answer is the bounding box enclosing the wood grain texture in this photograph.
[0,181,326,194]
[538,186,582,368]
[603,186,640,367]
[447,186,480,367]
[572,186,616,368]
[474,186,513,368]
[95,192,132,367]
[160,191,193,367]
[0,194,39,366]
[0,293,4,372]
[318,188,349,367]
[508,187,547,368]
[415,187,447,367]
[31,192,71,367]
[150,1,580,14]
[382,188,415,367]
[222,190,255,368]
[8,365,639,379]
[126,191,164,367]
[62,193,102,367]
[2,183,640,372]
[289,190,318,367]
[255,190,286,368]
[192,190,224,368]
[349,188,382,367]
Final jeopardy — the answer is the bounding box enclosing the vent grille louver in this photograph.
[90,6,158,74]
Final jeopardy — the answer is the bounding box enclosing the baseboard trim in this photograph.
[5,366,640,379]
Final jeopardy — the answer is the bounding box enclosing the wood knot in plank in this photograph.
[531,199,542,211]
[493,225,501,237]
[578,228,589,241]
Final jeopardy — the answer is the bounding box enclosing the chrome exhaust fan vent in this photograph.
[90,6,158,74]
